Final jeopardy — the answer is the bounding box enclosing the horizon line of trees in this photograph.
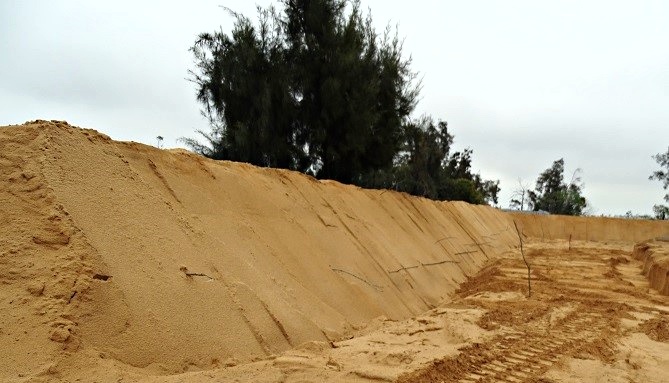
[181,0,666,218]
[507,149,669,220]
[183,0,499,205]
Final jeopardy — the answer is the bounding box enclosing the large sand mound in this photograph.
[1,120,667,382]
[1,121,520,379]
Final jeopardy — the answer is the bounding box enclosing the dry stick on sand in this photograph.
[513,221,532,298]
[331,267,383,291]
[388,259,460,274]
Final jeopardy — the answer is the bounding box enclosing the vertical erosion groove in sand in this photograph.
[633,239,669,295]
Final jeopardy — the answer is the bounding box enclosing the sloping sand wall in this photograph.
[633,239,669,295]
[0,121,518,376]
[3,120,667,379]
[509,212,668,243]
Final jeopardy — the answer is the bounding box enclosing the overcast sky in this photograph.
[1,1,668,216]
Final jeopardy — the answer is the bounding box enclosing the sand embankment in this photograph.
[510,212,668,294]
[1,121,519,379]
[2,120,667,382]
[509,212,668,243]
[633,238,669,295]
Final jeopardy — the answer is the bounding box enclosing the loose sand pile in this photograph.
[1,120,667,382]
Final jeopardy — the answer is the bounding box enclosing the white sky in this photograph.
[1,1,668,215]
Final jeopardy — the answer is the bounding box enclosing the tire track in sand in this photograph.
[397,244,624,383]
[398,308,608,383]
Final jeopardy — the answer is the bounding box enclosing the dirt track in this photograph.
[399,240,669,383]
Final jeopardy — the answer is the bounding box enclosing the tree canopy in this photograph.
[527,158,587,216]
[358,118,500,204]
[185,0,498,205]
[649,147,669,219]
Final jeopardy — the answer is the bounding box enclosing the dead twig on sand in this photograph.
[434,236,455,244]
[185,272,212,278]
[331,267,383,291]
[179,266,213,280]
[388,265,420,274]
[388,259,460,274]
[454,250,478,256]
[421,259,460,267]
[513,220,531,298]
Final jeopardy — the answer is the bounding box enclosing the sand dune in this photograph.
[1,120,667,382]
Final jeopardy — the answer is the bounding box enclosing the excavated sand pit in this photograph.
[1,121,668,382]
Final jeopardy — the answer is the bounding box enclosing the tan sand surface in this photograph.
[1,120,668,382]
[633,238,669,295]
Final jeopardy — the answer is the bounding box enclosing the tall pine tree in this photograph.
[185,0,499,205]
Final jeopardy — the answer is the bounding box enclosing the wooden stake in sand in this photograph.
[513,221,531,298]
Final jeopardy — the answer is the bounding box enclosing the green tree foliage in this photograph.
[185,7,301,167]
[286,1,422,179]
[652,205,668,220]
[527,158,587,215]
[649,147,669,219]
[185,0,498,204]
[359,118,499,204]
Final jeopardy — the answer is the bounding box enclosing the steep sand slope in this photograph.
[2,121,667,382]
[1,121,519,380]
[1,124,100,379]
[510,212,667,243]
[633,239,669,295]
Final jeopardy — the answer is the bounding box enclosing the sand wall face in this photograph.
[3,121,668,379]
[0,125,94,379]
[1,121,520,377]
[509,212,669,243]
[633,239,669,295]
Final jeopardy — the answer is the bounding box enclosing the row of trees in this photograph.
[183,0,666,218]
[184,0,498,205]
[509,149,669,219]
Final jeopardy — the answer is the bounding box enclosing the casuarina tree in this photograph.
[186,1,417,179]
[185,0,499,205]
[528,158,587,215]
[649,147,669,219]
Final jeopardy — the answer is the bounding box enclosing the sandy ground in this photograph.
[79,240,665,383]
[399,240,669,383]
[1,121,668,382]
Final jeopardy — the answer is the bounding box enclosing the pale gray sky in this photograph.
[1,1,667,215]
